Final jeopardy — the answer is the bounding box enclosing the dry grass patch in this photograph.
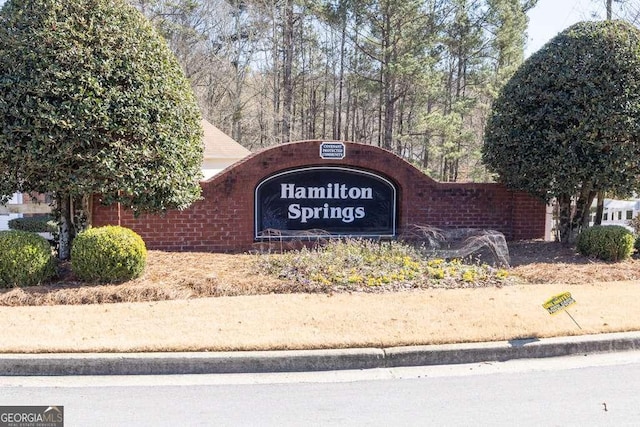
[3,282,640,353]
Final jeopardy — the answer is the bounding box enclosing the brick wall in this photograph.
[91,140,547,252]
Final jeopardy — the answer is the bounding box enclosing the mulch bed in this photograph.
[1,240,639,306]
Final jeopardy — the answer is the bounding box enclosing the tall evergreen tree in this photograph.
[0,0,203,258]
[483,21,640,243]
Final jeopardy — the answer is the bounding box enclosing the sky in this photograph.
[526,0,615,56]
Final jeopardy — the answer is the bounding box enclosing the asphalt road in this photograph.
[2,352,640,426]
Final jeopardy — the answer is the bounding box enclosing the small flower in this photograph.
[428,258,444,267]
[496,269,509,279]
[462,269,476,282]
[429,267,445,279]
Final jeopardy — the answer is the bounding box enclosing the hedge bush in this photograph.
[8,215,57,233]
[577,225,635,261]
[0,230,55,287]
[628,216,640,253]
[71,226,147,283]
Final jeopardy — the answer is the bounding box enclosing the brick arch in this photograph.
[92,140,547,252]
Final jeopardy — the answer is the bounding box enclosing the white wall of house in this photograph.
[0,213,22,231]
[589,199,639,231]
[202,158,235,181]
[0,193,24,230]
[8,193,22,204]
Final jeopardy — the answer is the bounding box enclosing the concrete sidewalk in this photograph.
[2,331,639,376]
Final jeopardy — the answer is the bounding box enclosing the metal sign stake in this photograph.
[564,310,582,329]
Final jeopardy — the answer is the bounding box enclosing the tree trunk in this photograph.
[577,189,597,231]
[271,8,281,144]
[57,193,74,260]
[377,68,383,147]
[556,187,597,245]
[595,190,605,225]
[344,81,351,141]
[281,0,294,143]
[422,132,430,168]
[383,90,395,150]
[556,194,573,244]
[381,9,394,151]
[336,21,347,140]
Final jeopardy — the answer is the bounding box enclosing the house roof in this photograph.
[201,119,251,160]
[602,199,639,210]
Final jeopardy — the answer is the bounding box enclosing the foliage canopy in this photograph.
[0,0,203,212]
[483,20,640,241]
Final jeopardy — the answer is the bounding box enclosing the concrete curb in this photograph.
[384,331,640,367]
[1,332,639,376]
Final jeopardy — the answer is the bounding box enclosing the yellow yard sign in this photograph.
[542,292,576,315]
[542,292,581,329]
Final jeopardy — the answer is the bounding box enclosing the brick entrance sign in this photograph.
[91,140,547,252]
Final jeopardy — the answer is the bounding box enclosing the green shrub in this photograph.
[71,226,147,283]
[628,216,640,253]
[0,230,55,287]
[577,225,635,261]
[8,215,57,233]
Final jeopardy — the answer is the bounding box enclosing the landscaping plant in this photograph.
[71,226,147,283]
[0,230,55,287]
[576,225,635,262]
[257,238,510,291]
[8,216,57,233]
[484,21,640,243]
[0,0,203,259]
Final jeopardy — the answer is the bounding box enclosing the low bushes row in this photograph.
[0,226,146,288]
[8,215,57,233]
[2,223,635,288]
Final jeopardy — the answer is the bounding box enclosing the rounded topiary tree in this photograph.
[0,0,203,259]
[483,20,640,243]
[0,230,55,287]
[71,226,147,283]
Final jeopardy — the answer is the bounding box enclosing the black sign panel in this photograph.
[255,167,397,238]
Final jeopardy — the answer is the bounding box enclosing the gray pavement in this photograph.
[1,331,639,376]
